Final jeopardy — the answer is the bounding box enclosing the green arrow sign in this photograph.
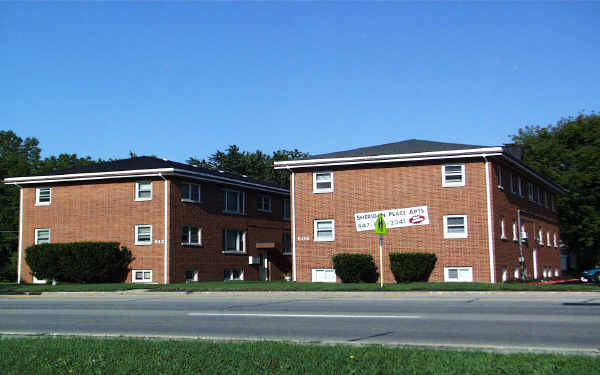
[375,214,387,235]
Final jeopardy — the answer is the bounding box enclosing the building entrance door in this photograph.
[259,252,269,281]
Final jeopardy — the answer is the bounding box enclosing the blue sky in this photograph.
[2,2,598,162]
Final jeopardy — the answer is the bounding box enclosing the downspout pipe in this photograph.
[287,167,297,282]
[159,174,169,284]
[483,156,496,283]
[15,183,23,284]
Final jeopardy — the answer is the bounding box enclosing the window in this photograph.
[501,266,508,282]
[551,194,556,211]
[135,181,152,201]
[282,233,292,255]
[536,186,542,205]
[554,233,558,248]
[528,182,534,201]
[510,173,516,194]
[554,268,559,277]
[312,268,337,283]
[500,217,507,240]
[497,166,503,189]
[443,215,468,239]
[314,219,335,241]
[223,229,246,252]
[35,187,51,205]
[257,195,272,212]
[538,229,544,246]
[224,189,245,214]
[512,221,518,241]
[520,224,528,243]
[283,199,290,220]
[442,164,465,187]
[224,268,244,281]
[546,231,551,247]
[444,267,473,282]
[518,176,524,197]
[135,225,152,245]
[313,172,333,193]
[514,268,520,280]
[35,228,50,244]
[185,270,198,282]
[133,270,152,283]
[181,182,201,202]
[182,226,202,246]
[543,191,548,208]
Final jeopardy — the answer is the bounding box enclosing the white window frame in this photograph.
[314,219,335,242]
[443,215,468,239]
[185,269,199,282]
[546,231,551,247]
[282,232,292,255]
[135,225,153,246]
[554,233,558,248]
[224,189,245,215]
[497,166,503,190]
[514,267,520,280]
[500,217,507,240]
[518,176,524,197]
[510,173,516,194]
[135,181,153,201]
[501,266,508,282]
[35,228,51,244]
[528,182,535,202]
[182,226,202,246]
[223,229,247,253]
[257,195,272,212]
[35,187,51,206]
[312,268,337,283]
[283,198,290,220]
[181,182,201,203]
[536,186,542,205]
[538,228,544,246]
[313,172,334,193]
[444,267,473,282]
[442,164,465,187]
[224,268,244,281]
[512,221,518,242]
[132,269,153,283]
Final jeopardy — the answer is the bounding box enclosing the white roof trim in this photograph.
[274,147,504,169]
[4,167,289,194]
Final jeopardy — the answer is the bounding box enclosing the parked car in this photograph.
[580,268,600,283]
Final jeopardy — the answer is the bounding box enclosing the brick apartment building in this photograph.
[275,140,564,283]
[5,157,291,284]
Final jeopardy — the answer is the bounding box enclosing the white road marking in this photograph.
[187,313,421,319]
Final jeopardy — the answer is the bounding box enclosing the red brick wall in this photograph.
[168,178,291,283]
[20,179,166,283]
[490,161,561,281]
[293,160,492,283]
[19,178,291,284]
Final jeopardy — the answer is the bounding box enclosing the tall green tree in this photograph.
[0,131,100,280]
[187,146,309,187]
[511,113,600,269]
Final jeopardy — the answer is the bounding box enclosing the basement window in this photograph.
[133,270,152,283]
[444,267,473,282]
[224,268,244,281]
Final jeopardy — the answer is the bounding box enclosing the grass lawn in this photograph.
[0,337,597,375]
[1,280,600,293]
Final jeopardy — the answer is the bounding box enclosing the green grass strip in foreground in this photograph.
[0,337,598,375]
[1,280,600,293]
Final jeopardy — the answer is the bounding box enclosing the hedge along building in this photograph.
[4,157,291,284]
[274,140,565,283]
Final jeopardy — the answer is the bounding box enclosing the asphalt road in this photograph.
[1,292,599,354]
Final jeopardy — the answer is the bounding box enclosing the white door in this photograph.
[259,252,269,281]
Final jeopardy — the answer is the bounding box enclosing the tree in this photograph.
[188,146,309,187]
[0,131,100,280]
[511,113,600,269]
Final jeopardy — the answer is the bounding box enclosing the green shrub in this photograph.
[389,252,437,283]
[332,253,379,283]
[25,242,132,283]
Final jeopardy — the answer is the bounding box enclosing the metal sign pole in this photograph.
[379,234,384,289]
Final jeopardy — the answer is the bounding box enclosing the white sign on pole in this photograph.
[354,206,430,232]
